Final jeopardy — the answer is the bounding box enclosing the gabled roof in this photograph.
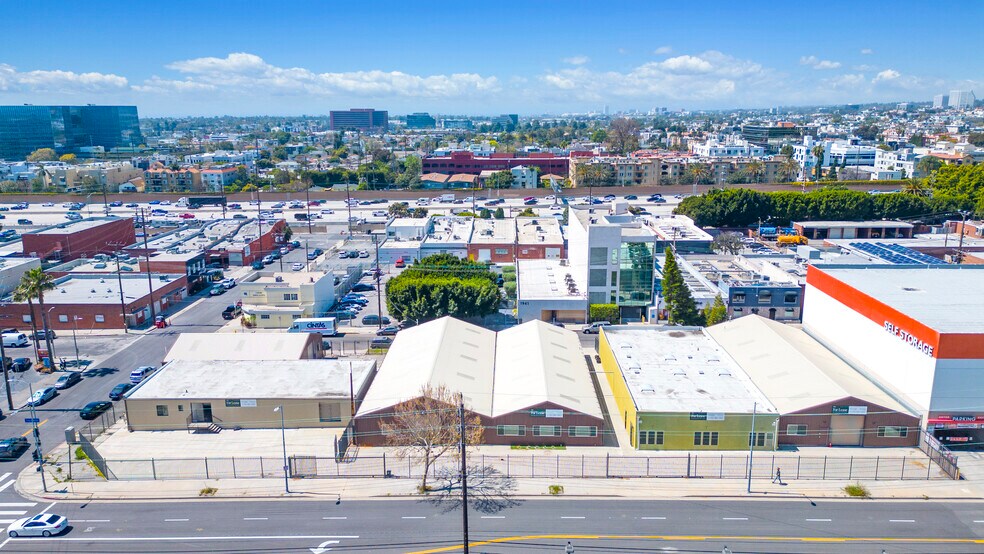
[706,315,913,415]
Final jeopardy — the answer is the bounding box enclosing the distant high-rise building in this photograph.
[949,90,976,109]
[933,94,949,109]
[329,108,388,132]
[741,124,804,152]
[0,105,143,161]
[492,114,519,127]
[442,118,473,130]
[405,112,436,129]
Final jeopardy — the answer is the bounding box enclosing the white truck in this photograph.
[288,317,337,336]
[437,193,455,203]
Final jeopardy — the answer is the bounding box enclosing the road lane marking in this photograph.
[560,516,585,519]
[481,516,505,519]
[890,519,915,523]
[805,519,832,522]
[322,517,347,520]
[975,520,984,523]
[5,534,360,542]
[0,483,15,494]
[402,516,426,519]
[164,518,189,522]
[74,520,110,523]
[722,517,748,521]
[19,419,48,437]
[0,504,35,508]
[0,512,25,516]
[0,521,14,525]
[641,517,667,520]
[243,517,268,521]
[0,474,10,482]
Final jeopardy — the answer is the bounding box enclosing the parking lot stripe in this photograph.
[0,504,35,508]
[0,483,15,494]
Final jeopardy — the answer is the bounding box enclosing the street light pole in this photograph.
[274,405,290,493]
[0,332,12,410]
[747,401,757,494]
[28,383,47,493]
[459,394,469,554]
[373,235,382,330]
[71,316,81,369]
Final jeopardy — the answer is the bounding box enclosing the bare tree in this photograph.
[712,232,745,255]
[427,464,519,514]
[607,118,640,155]
[380,384,482,492]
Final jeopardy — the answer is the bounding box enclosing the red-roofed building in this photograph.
[423,151,570,176]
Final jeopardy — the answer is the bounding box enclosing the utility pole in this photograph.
[256,188,264,264]
[373,234,382,329]
[459,394,469,554]
[747,401,757,494]
[139,209,157,322]
[28,384,47,493]
[0,335,12,411]
[956,211,968,264]
[345,183,353,239]
[112,244,129,333]
[304,185,313,234]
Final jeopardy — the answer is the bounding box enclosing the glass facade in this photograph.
[0,105,143,160]
[617,242,654,306]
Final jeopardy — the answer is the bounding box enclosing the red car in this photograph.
[179,213,195,219]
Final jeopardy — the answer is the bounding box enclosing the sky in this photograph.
[1,0,981,117]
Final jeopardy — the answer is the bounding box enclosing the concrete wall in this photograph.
[126,396,356,432]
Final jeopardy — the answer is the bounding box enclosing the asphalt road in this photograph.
[0,498,981,552]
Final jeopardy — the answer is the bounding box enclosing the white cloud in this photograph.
[157,52,500,98]
[653,46,672,55]
[659,55,713,73]
[873,69,901,83]
[852,64,876,71]
[800,55,841,70]
[0,63,128,93]
[563,56,590,66]
[860,48,874,55]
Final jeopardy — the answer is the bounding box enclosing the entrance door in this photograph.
[191,402,213,423]
[829,415,863,446]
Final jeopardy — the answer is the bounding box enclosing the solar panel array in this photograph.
[849,242,946,265]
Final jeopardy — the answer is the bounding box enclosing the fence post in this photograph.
[927,457,932,479]
[605,453,610,478]
[686,453,691,478]
[408,456,411,478]
[507,455,510,477]
[771,455,775,480]
[822,456,826,480]
[901,456,906,479]
[205,457,210,480]
[581,455,585,478]
[152,458,157,480]
[875,456,879,480]
[556,455,559,478]
[646,457,650,477]
[719,455,723,479]
[383,453,387,477]
[796,456,801,480]
[260,457,264,477]
[848,456,853,479]
[232,457,237,479]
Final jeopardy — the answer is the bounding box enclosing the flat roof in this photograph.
[602,326,776,414]
[32,273,183,305]
[643,215,713,241]
[0,257,40,271]
[811,265,984,334]
[164,332,318,362]
[129,359,375,400]
[145,251,204,263]
[796,220,914,229]
[517,258,586,300]
[516,217,563,245]
[706,315,913,415]
[35,217,130,235]
[248,271,328,287]
[424,217,473,244]
[471,218,516,244]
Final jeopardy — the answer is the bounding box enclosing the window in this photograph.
[639,430,664,445]
[283,293,298,301]
[532,425,561,437]
[156,405,169,417]
[177,405,184,412]
[758,291,772,304]
[693,431,718,446]
[877,426,908,438]
[319,402,342,423]
[589,247,608,265]
[748,432,772,447]
[588,292,608,305]
[58,315,68,323]
[94,314,105,323]
[497,425,526,436]
[568,426,597,437]
[260,314,270,320]
[21,315,31,323]
[786,424,808,436]
[731,292,746,303]
[494,248,509,255]
[589,269,607,287]
[784,292,798,304]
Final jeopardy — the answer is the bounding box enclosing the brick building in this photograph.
[423,151,569,176]
[21,217,136,262]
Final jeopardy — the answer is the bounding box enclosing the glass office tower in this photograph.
[0,105,143,160]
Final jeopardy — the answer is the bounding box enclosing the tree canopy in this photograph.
[26,148,58,162]
[385,254,501,323]
[660,248,702,326]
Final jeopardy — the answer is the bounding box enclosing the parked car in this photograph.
[338,251,349,259]
[279,247,289,255]
[291,262,305,271]
[129,365,156,384]
[209,285,225,296]
[262,255,275,265]
[31,329,56,340]
[395,257,406,268]
[27,387,57,406]
[221,305,242,320]
[251,261,265,269]
[0,437,29,459]
[362,314,391,325]
[16,219,32,225]
[54,372,82,389]
[109,383,134,400]
[10,358,31,372]
[80,401,113,420]
[307,251,320,260]
[6,513,68,537]
[221,278,236,289]
[582,321,611,334]
[370,336,393,348]
[376,325,399,336]
[358,250,370,258]
[351,283,375,292]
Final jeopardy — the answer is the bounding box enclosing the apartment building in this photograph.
[200,166,239,191]
[143,163,203,192]
[238,271,335,329]
[42,162,143,193]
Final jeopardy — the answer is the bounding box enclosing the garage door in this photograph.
[829,415,864,446]
[477,249,491,262]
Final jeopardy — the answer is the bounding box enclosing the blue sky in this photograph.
[2,0,981,116]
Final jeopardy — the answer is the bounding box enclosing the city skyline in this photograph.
[0,0,981,116]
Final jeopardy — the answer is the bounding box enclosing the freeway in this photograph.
[0,499,981,552]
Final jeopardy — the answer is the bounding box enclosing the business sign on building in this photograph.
[832,405,868,415]
[225,399,257,408]
[884,321,934,357]
[690,412,725,421]
[530,408,564,418]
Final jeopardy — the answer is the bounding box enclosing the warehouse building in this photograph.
[22,217,136,262]
[163,333,325,363]
[804,264,984,449]
[598,326,779,451]
[354,317,605,446]
[125,359,376,432]
[707,315,920,447]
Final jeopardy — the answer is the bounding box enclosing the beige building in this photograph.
[43,162,144,193]
[238,271,335,329]
[125,359,376,432]
[570,155,781,187]
[163,333,325,363]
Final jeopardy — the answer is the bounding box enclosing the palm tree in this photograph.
[778,157,800,183]
[745,160,765,184]
[902,179,930,197]
[811,145,826,183]
[687,163,710,196]
[11,284,41,359]
[18,268,57,366]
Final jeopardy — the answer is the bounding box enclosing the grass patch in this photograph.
[510,444,566,450]
[843,483,870,498]
[548,485,564,496]
[199,486,218,497]
[74,446,86,460]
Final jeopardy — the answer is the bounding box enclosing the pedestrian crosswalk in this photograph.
[0,472,36,530]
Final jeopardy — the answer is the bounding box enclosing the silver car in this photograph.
[7,513,68,537]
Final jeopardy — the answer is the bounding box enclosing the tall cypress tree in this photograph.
[661,247,703,326]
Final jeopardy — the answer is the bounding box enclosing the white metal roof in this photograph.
[129,359,375,400]
[164,332,318,362]
[602,326,776,415]
[706,315,914,415]
[493,321,603,418]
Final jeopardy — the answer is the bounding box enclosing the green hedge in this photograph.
[589,304,620,323]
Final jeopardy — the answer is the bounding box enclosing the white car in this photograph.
[544,195,556,201]
[41,202,54,207]
[320,209,334,214]
[291,262,305,271]
[7,513,68,537]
